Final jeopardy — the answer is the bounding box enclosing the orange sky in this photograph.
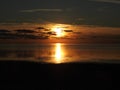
[0,23,120,35]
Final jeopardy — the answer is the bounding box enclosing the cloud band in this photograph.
[20,9,63,13]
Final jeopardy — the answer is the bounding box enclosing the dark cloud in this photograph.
[0,0,120,27]
[20,9,63,13]
[90,0,120,4]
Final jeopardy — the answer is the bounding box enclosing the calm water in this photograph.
[0,43,120,64]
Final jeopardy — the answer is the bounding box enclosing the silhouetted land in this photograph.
[0,61,119,89]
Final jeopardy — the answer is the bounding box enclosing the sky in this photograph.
[0,0,120,27]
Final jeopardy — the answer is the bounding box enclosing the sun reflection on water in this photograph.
[55,43,64,64]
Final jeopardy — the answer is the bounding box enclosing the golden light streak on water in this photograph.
[54,43,64,63]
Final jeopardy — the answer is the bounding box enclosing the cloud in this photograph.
[20,9,63,13]
[77,18,85,21]
[90,0,120,4]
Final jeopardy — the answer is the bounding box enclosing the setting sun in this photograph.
[53,27,64,37]
[51,25,65,37]
[54,27,63,37]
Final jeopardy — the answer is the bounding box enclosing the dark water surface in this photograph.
[0,43,120,64]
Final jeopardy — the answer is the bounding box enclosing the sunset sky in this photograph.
[0,0,120,27]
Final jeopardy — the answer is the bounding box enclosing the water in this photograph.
[0,43,120,64]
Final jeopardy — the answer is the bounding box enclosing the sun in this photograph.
[51,24,66,37]
[54,27,63,37]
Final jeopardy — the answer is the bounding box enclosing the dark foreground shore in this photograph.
[0,61,119,89]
